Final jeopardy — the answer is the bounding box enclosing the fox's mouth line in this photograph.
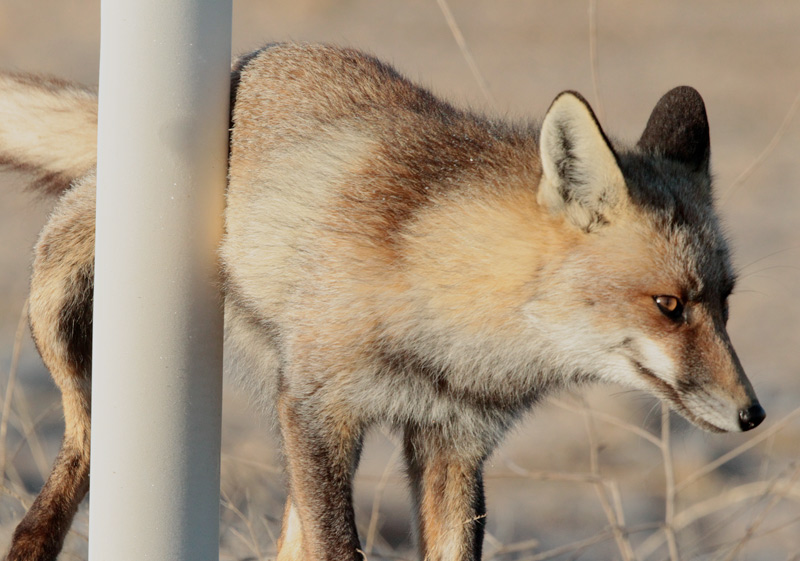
[629,358,725,433]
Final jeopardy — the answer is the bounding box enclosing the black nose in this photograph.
[738,403,766,431]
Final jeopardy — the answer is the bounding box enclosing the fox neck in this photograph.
[401,172,584,326]
[390,175,597,395]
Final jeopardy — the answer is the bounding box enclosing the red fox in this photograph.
[1,43,764,561]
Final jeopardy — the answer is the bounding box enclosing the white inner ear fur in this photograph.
[538,93,627,230]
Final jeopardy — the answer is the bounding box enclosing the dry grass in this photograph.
[2,0,800,559]
[1,303,800,559]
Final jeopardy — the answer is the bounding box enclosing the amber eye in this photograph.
[654,295,684,321]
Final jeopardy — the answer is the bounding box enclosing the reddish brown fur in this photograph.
[1,44,764,561]
[405,427,487,561]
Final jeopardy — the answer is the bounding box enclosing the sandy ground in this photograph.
[1,1,799,559]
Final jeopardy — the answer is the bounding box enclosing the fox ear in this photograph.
[637,86,710,172]
[538,91,627,232]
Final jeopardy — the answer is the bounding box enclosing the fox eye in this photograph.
[654,295,684,321]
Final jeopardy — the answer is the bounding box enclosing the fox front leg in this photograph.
[404,424,489,561]
[276,392,365,561]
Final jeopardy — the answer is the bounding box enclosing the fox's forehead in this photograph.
[616,152,736,301]
[662,224,736,302]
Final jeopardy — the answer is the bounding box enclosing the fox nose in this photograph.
[738,403,766,431]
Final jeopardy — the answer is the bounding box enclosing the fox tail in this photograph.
[0,72,97,195]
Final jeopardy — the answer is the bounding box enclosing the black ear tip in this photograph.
[660,86,707,118]
[637,85,710,170]
[665,85,704,103]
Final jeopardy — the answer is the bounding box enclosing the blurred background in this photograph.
[1,1,798,559]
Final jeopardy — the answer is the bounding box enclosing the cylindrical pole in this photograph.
[90,1,231,559]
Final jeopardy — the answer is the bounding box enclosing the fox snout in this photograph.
[717,327,767,432]
[738,402,766,431]
[659,318,765,434]
[638,345,765,434]
[725,344,767,432]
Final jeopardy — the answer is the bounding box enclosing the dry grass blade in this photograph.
[605,479,628,540]
[723,88,800,204]
[675,476,800,530]
[677,406,800,492]
[0,299,28,482]
[6,399,61,482]
[587,0,604,122]
[3,382,54,482]
[482,529,504,555]
[638,466,800,559]
[580,399,636,561]
[660,403,681,561]
[550,397,661,447]
[221,452,284,475]
[485,537,541,559]
[434,0,496,108]
[220,488,266,561]
[713,463,800,561]
[497,456,600,484]
[514,529,613,561]
[0,480,29,509]
[364,439,402,555]
[261,511,280,552]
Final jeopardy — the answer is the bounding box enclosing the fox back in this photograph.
[1,43,763,561]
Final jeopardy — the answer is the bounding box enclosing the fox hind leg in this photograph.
[276,389,365,561]
[6,180,95,561]
[6,389,91,561]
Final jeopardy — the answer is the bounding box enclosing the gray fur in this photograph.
[1,43,763,561]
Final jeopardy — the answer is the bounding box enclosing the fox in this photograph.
[0,42,765,561]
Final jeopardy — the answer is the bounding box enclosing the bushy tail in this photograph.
[0,72,97,195]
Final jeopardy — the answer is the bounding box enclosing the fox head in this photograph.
[532,87,764,433]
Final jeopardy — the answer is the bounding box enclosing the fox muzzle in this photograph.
[738,403,766,432]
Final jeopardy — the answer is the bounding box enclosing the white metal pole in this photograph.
[90,0,231,559]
